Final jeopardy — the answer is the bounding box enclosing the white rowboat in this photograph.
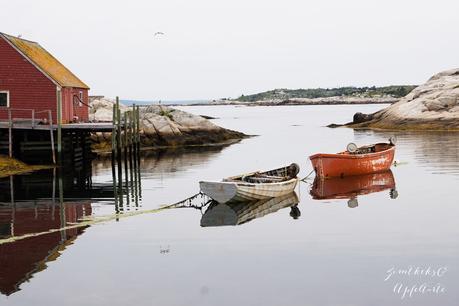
[199,164,299,203]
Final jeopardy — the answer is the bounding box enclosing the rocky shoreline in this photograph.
[331,68,459,130]
[90,98,248,151]
[189,96,397,106]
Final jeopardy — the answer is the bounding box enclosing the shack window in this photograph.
[79,91,83,107]
[0,91,9,107]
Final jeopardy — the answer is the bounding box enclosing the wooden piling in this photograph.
[123,111,130,208]
[112,103,117,162]
[136,106,142,199]
[8,108,12,158]
[32,110,35,128]
[111,102,118,211]
[136,106,140,151]
[132,104,137,148]
[116,97,123,207]
[48,110,56,164]
[57,90,62,161]
[128,111,135,202]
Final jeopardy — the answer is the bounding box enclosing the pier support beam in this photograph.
[57,89,62,162]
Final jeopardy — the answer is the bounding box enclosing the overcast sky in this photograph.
[2,0,458,100]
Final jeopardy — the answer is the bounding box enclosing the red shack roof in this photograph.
[0,32,89,89]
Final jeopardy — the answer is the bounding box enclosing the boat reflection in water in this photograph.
[200,192,300,227]
[310,170,398,208]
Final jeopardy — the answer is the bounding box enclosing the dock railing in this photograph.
[0,107,55,163]
[0,107,53,127]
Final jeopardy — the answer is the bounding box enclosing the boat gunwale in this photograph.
[199,177,298,187]
[309,143,395,161]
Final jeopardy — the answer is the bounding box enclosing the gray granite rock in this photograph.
[89,98,246,148]
[346,68,459,130]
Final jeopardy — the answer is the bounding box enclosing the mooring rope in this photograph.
[300,169,315,182]
[0,192,206,246]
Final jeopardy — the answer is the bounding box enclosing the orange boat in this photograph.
[309,140,395,178]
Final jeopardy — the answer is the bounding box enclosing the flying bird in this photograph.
[154,32,165,37]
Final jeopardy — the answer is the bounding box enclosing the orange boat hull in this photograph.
[309,143,395,178]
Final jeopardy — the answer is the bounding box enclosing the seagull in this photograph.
[154,32,165,37]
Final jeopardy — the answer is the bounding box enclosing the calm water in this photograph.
[1,105,459,306]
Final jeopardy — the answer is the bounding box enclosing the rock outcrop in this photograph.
[89,98,247,149]
[343,68,459,130]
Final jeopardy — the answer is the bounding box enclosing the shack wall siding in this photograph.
[0,36,58,122]
[0,36,90,123]
[61,87,89,123]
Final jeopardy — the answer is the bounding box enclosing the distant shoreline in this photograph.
[181,98,397,107]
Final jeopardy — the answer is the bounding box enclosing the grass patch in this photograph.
[0,155,53,178]
[159,107,174,120]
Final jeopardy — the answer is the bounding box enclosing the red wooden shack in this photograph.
[0,32,90,123]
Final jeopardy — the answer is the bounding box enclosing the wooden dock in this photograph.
[0,97,140,166]
[0,122,114,132]
[0,99,142,214]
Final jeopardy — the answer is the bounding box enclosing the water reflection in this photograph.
[94,145,235,178]
[353,130,459,176]
[161,191,301,227]
[201,192,300,226]
[0,202,91,296]
[310,170,397,208]
[0,144,240,297]
[0,159,142,296]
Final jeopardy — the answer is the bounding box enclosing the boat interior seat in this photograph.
[242,175,286,183]
[348,145,376,154]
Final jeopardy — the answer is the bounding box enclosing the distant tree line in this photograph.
[235,85,417,102]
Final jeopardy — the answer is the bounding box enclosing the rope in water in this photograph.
[0,192,205,246]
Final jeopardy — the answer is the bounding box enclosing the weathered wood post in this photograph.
[128,111,134,201]
[116,97,123,208]
[136,106,141,154]
[48,110,56,164]
[131,106,139,207]
[31,109,35,128]
[111,101,118,212]
[8,108,12,158]
[123,111,130,207]
[132,104,137,157]
[111,103,117,165]
[57,89,63,161]
[51,168,56,220]
[135,106,142,200]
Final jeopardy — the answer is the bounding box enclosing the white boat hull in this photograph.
[199,178,298,203]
